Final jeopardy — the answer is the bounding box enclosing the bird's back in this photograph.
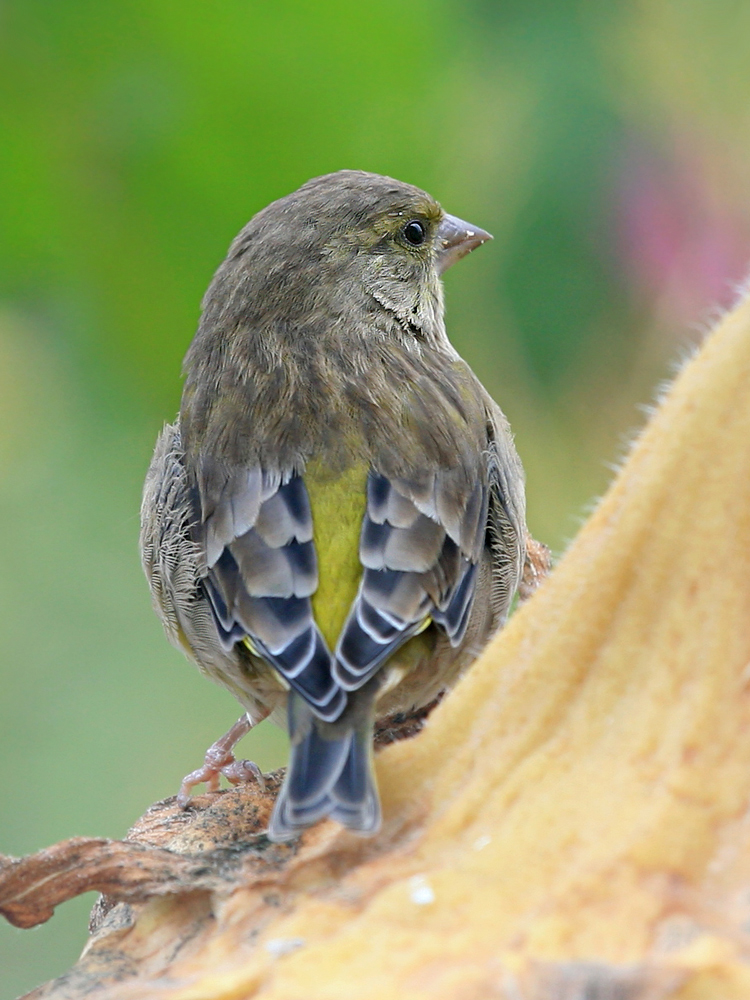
[142,170,528,841]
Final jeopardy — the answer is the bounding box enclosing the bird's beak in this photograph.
[435,213,493,274]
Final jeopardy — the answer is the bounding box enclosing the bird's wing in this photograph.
[190,455,345,722]
[332,466,490,691]
[484,402,527,631]
[333,399,526,693]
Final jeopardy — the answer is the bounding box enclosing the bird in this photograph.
[140,170,527,842]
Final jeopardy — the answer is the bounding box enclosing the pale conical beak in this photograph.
[436,213,493,274]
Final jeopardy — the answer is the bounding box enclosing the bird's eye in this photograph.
[402,220,426,246]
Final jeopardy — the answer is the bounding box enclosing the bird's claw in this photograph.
[176,714,264,807]
[177,751,266,807]
[221,758,266,790]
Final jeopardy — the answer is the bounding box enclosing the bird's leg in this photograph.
[177,711,269,808]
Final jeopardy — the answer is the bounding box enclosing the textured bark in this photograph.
[4,294,750,999]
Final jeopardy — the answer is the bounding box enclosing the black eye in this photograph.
[402,220,426,246]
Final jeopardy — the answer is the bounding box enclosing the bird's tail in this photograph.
[267,692,380,842]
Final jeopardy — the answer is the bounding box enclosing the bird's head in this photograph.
[202,170,492,350]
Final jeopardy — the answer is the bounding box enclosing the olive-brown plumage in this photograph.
[140,170,527,841]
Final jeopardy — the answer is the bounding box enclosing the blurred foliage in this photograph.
[1,1,749,995]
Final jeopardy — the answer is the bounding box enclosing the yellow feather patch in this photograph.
[415,616,432,635]
[242,635,260,657]
[304,459,369,650]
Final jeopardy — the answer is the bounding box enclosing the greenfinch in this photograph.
[140,170,527,841]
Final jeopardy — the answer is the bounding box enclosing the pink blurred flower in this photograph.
[617,139,750,332]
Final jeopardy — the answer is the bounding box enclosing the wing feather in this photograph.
[333,402,526,694]
[333,472,488,691]
[191,464,345,722]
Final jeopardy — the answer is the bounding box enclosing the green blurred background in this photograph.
[1,1,749,994]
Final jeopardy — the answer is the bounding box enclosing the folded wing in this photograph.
[333,469,489,691]
[190,457,345,722]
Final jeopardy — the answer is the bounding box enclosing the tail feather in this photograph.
[267,693,380,842]
[286,722,352,808]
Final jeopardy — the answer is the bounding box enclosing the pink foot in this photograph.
[177,713,267,808]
